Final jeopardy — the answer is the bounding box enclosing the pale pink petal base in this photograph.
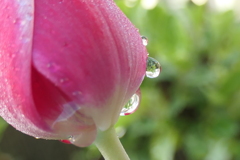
[70,128,97,147]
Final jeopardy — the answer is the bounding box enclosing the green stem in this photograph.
[94,126,130,160]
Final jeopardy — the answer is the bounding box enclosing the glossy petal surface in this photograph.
[0,0,55,138]
[0,0,147,146]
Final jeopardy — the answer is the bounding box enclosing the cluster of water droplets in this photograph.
[52,36,161,144]
[120,36,161,116]
[142,36,161,78]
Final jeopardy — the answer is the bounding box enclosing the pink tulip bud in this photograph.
[0,0,147,147]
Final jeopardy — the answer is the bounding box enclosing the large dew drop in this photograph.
[120,91,141,116]
[146,57,161,78]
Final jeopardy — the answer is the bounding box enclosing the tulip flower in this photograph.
[0,0,147,159]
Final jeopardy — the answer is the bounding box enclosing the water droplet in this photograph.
[72,91,82,96]
[47,63,52,68]
[141,36,148,46]
[146,57,161,78]
[35,137,40,139]
[11,54,16,58]
[46,62,60,71]
[59,78,69,83]
[120,91,140,116]
[68,135,76,143]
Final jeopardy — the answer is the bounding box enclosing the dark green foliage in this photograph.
[115,1,240,160]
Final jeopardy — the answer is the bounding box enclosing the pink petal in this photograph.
[31,67,96,138]
[0,0,147,147]
[0,0,55,138]
[0,1,97,145]
[32,0,147,131]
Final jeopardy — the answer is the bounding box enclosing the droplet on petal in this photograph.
[141,36,148,46]
[60,135,77,144]
[59,78,69,83]
[146,57,161,78]
[120,91,141,116]
[68,135,76,143]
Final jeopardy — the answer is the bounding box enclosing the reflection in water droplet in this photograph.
[120,91,140,116]
[146,57,161,78]
[68,135,76,143]
[141,36,148,46]
[60,135,77,144]
[60,139,71,144]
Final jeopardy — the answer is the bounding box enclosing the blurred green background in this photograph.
[1,0,240,159]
